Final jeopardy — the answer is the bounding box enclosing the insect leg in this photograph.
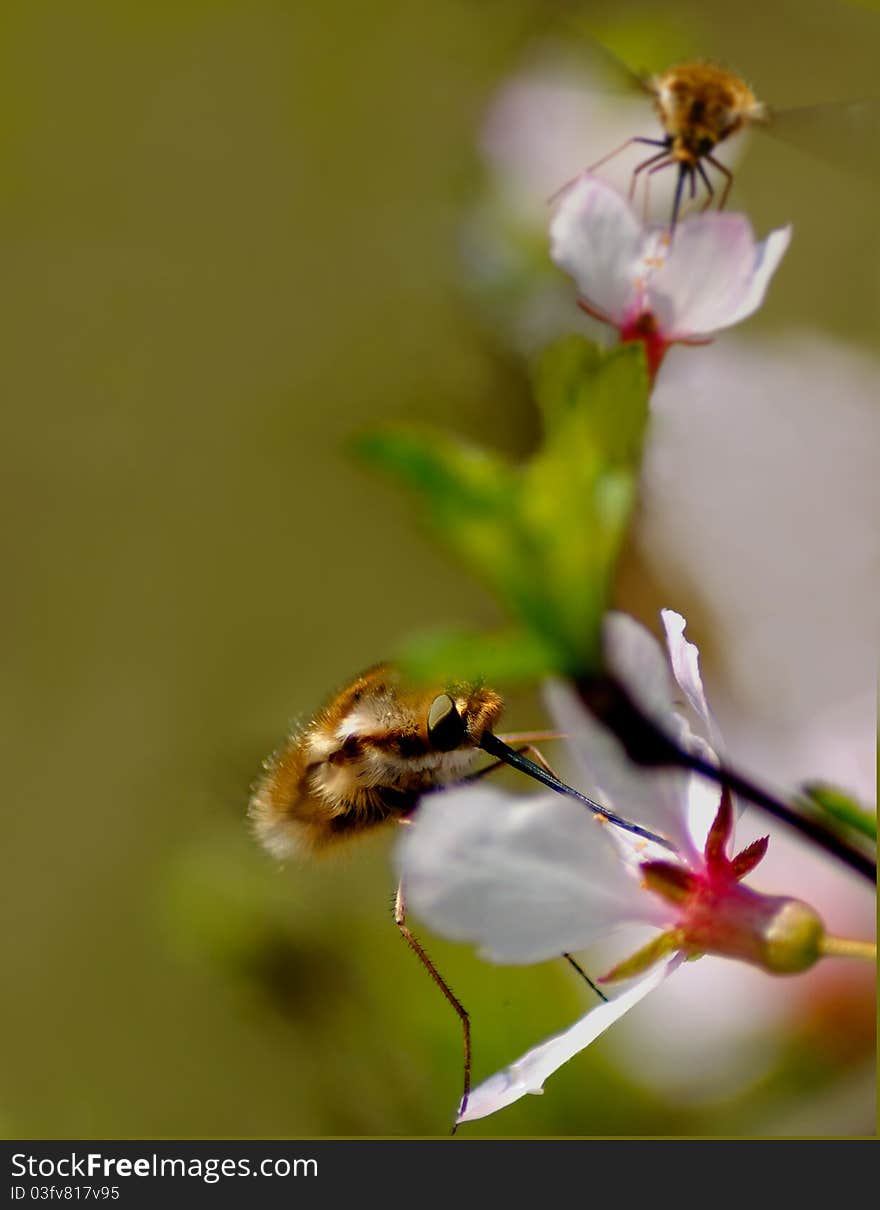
[577,296,615,325]
[507,743,559,779]
[637,156,675,223]
[706,154,734,210]
[548,136,667,204]
[591,134,668,172]
[563,952,609,1003]
[629,147,675,203]
[638,155,661,222]
[633,152,676,221]
[471,744,609,1003]
[669,161,688,234]
[696,160,715,211]
[670,165,700,222]
[394,880,471,1129]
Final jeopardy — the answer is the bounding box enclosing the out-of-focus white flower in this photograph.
[549,176,791,375]
[468,54,749,355]
[638,332,880,806]
[397,611,855,1124]
[481,65,647,229]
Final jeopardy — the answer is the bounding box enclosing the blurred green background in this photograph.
[1,0,876,1137]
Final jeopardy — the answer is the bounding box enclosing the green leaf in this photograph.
[352,426,515,517]
[799,782,877,842]
[396,626,561,687]
[352,337,652,683]
[532,337,650,468]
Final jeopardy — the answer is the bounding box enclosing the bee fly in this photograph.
[249,663,667,1123]
[578,60,767,231]
[560,40,879,233]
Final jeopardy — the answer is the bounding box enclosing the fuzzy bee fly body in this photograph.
[248,661,665,1125]
[569,53,769,231]
[650,62,766,165]
[629,61,767,228]
[249,665,504,860]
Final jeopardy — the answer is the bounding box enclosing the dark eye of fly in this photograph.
[427,693,467,752]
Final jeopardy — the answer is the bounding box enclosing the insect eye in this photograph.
[427,694,466,752]
[697,135,715,156]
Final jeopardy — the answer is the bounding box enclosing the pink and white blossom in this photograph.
[549,177,791,375]
[467,56,747,356]
[396,611,855,1124]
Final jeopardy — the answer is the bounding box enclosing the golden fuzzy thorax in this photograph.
[249,665,504,859]
[650,62,766,161]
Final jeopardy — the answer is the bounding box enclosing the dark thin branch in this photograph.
[576,674,877,885]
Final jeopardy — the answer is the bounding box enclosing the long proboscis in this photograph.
[479,731,674,852]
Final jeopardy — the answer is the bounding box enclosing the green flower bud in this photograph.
[758,897,825,974]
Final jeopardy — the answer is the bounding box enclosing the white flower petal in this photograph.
[546,610,703,861]
[603,611,677,728]
[545,679,696,862]
[397,785,657,964]
[721,226,792,328]
[685,771,727,857]
[480,71,649,229]
[606,611,731,852]
[458,958,681,1123]
[661,609,742,846]
[647,216,790,338]
[640,333,878,803]
[549,176,643,324]
[661,610,716,738]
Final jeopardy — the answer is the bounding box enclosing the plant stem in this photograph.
[819,936,877,962]
[575,674,877,885]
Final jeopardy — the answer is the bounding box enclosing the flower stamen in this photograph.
[600,929,687,983]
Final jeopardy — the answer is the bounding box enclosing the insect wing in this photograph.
[570,35,653,97]
[522,25,653,97]
[764,98,880,185]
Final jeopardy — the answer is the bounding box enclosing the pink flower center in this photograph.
[601,789,826,982]
[619,310,670,381]
[638,789,791,968]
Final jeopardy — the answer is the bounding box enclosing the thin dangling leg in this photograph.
[468,746,609,1004]
[669,161,688,234]
[634,150,673,220]
[706,153,734,210]
[640,155,675,222]
[394,881,471,1129]
[563,952,609,1002]
[548,136,667,204]
[673,164,698,222]
[589,135,668,173]
[696,160,715,211]
[577,296,614,325]
[629,148,674,201]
